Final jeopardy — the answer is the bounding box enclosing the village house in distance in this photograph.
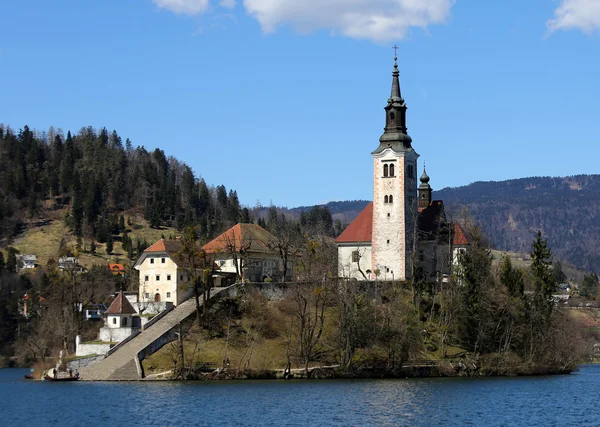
[336,55,468,282]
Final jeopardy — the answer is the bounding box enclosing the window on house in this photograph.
[156,275,160,281]
[145,293,150,299]
[123,317,128,326]
[144,275,149,282]
[112,317,116,325]
[389,164,395,177]
[167,292,171,298]
[387,240,390,244]
[383,164,389,177]
[387,213,390,218]
[150,258,154,264]
[161,258,166,264]
[352,251,360,263]
[386,267,390,273]
[180,275,184,281]
[384,195,389,204]
[167,275,171,281]
[389,195,393,204]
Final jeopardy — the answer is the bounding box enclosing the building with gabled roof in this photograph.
[108,263,125,275]
[202,223,292,283]
[133,238,202,306]
[336,57,469,282]
[77,291,140,357]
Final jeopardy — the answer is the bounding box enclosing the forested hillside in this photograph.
[435,176,600,272]
[0,124,248,246]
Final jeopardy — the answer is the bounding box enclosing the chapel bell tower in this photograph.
[371,53,419,281]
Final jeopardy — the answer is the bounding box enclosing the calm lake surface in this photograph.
[2,366,600,426]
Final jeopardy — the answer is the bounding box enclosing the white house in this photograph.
[76,291,139,357]
[202,223,292,284]
[133,239,196,307]
[16,254,37,269]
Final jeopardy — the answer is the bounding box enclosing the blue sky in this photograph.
[1,0,599,207]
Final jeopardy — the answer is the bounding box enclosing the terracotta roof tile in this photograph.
[108,263,125,271]
[145,239,168,253]
[453,223,469,246]
[105,291,136,315]
[202,224,277,254]
[335,203,373,244]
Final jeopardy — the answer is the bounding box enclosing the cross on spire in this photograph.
[393,44,399,58]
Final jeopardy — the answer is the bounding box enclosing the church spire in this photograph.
[372,49,412,155]
[418,166,432,211]
[390,55,402,102]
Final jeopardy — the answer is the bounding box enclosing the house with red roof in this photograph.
[202,223,291,284]
[107,263,126,276]
[76,291,140,357]
[133,238,202,306]
[336,57,469,282]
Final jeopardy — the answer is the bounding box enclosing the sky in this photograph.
[1,0,599,208]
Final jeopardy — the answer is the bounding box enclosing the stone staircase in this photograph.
[79,287,228,381]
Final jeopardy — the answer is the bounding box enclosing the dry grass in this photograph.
[6,210,177,269]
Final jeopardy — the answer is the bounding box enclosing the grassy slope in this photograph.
[5,209,177,269]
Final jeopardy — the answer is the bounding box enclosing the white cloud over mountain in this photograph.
[153,0,210,14]
[547,0,600,34]
[243,0,455,42]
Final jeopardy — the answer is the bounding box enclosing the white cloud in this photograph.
[242,0,455,42]
[220,0,236,9]
[153,0,210,15]
[547,0,600,34]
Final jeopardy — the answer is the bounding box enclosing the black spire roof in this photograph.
[372,55,413,155]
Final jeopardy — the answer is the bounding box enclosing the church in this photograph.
[336,55,468,282]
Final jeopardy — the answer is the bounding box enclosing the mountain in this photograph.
[288,175,600,273]
[435,175,600,272]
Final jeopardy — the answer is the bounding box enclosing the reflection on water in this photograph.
[1,366,599,426]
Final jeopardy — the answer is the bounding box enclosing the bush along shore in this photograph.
[143,232,585,382]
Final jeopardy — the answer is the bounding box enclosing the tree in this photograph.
[6,247,19,273]
[499,255,524,297]
[290,284,329,376]
[580,273,599,299]
[0,252,4,271]
[530,231,557,315]
[106,237,113,255]
[458,226,493,353]
[177,227,213,328]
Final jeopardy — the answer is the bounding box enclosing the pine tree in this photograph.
[499,255,524,297]
[530,231,557,314]
[71,170,84,237]
[106,237,113,255]
[6,248,18,273]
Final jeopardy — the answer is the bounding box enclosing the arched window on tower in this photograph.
[383,164,389,177]
[389,195,394,204]
[390,164,395,177]
[384,195,389,204]
[389,112,395,125]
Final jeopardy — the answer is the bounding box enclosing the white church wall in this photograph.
[338,244,372,280]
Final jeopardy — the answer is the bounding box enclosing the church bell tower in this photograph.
[371,53,419,281]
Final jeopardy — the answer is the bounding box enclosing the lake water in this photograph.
[2,366,599,426]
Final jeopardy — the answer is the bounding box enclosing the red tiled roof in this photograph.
[335,203,373,244]
[453,223,469,246]
[105,291,136,315]
[145,239,168,253]
[202,223,277,254]
[108,263,125,271]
